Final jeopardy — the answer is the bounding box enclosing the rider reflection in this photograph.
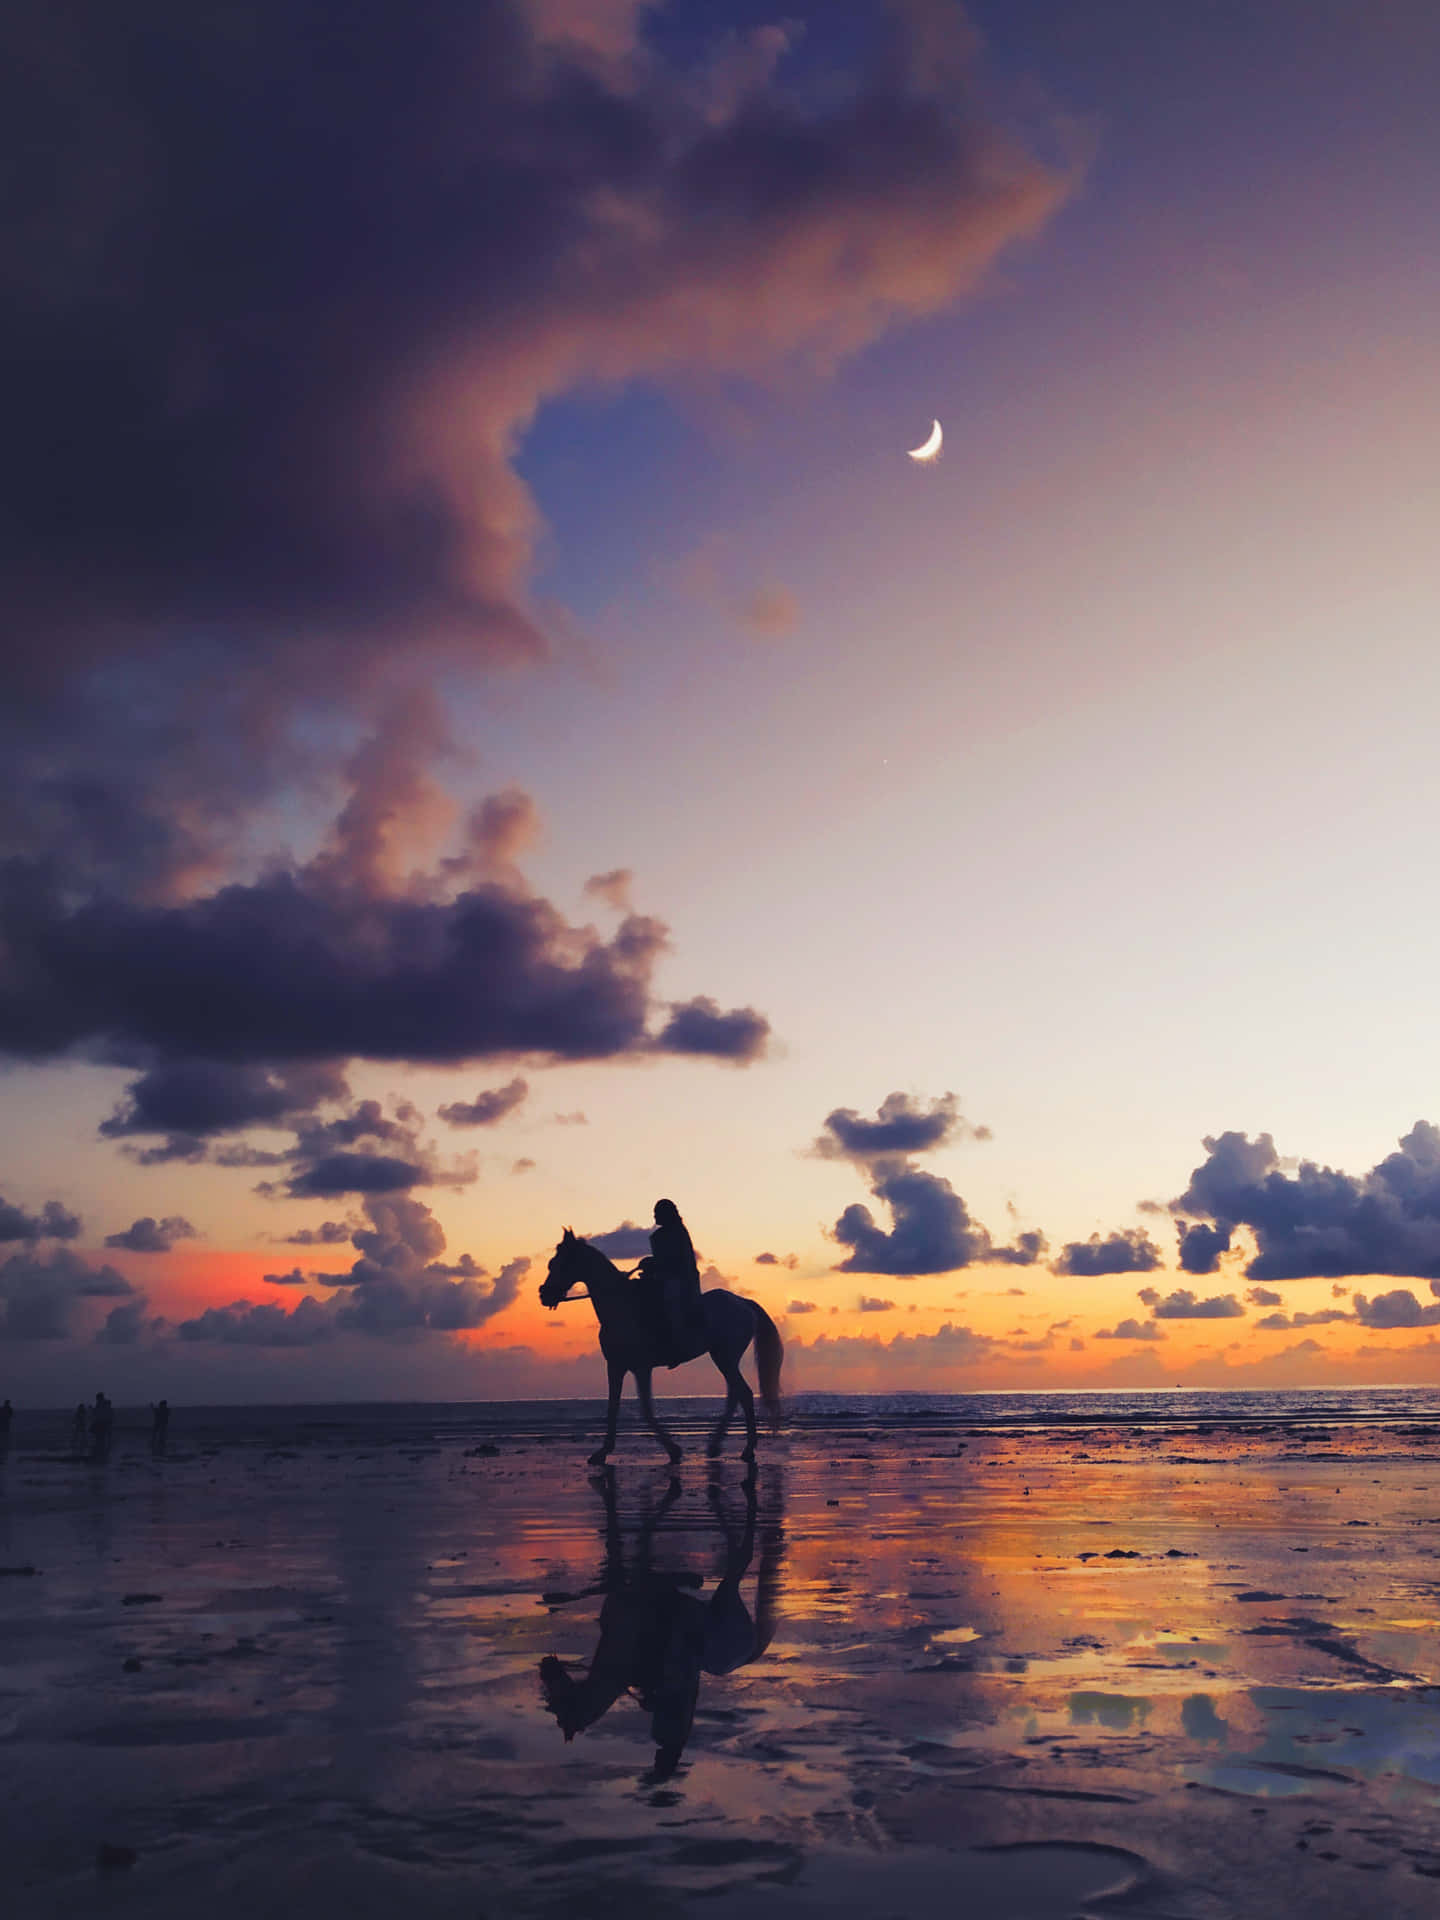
[540,1467,784,1782]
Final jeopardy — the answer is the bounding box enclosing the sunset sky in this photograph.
[6,0,1440,1402]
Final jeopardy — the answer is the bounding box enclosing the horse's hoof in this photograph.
[740,1444,756,1463]
[586,1448,610,1466]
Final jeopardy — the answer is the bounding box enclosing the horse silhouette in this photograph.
[539,1468,783,1781]
[539,1229,783,1465]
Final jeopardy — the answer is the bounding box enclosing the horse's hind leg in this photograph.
[634,1368,683,1466]
[722,1364,757,1463]
[707,1378,738,1459]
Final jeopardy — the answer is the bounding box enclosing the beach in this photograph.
[4,1400,1440,1917]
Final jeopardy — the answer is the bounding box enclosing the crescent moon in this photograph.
[907,418,942,463]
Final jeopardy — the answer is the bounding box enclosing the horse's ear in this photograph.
[562,1226,573,1241]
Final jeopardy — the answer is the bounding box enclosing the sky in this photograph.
[5,0,1440,1403]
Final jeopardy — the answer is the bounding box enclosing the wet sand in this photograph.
[4,1414,1440,1917]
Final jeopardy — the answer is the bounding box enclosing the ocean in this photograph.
[10,1382,1440,1453]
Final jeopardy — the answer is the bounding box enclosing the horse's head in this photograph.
[539,1228,586,1310]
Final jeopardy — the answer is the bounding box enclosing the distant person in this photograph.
[90,1391,114,1460]
[0,1398,12,1451]
[71,1403,88,1451]
[149,1399,170,1452]
[637,1199,703,1366]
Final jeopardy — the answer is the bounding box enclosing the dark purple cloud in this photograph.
[1172,1122,1440,1281]
[0,837,764,1073]
[0,1195,81,1243]
[96,1297,162,1346]
[1351,1287,1440,1330]
[103,1215,198,1254]
[819,1092,1031,1277]
[1093,1318,1165,1342]
[786,1300,818,1315]
[1176,1220,1232,1276]
[437,1077,529,1128]
[1137,1287,1244,1320]
[1246,1286,1283,1307]
[1254,1308,1352,1331]
[1052,1229,1162,1278]
[815,1091,986,1160]
[178,1195,526,1343]
[833,1165,998,1276]
[586,1220,652,1260]
[754,1251,799,1269]
[263,1268,310,1288]
[280,1221,353,1246]
[1,0,1067,952]
[857,1296,895,1313]
[0,1247,135,1340]
[652,997,771,1062]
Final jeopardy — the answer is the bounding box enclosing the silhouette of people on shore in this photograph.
[71,1403,88,1451]
[540,1467,783,1781]
[149,1400,170,1453]
[0,1398,11,1454]
[89,1392,114,1460]
[636,1198,704,1366]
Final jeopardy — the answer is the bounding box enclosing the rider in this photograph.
[638,1198,703,1366]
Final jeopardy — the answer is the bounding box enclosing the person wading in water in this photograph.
[637,1199,704,1366]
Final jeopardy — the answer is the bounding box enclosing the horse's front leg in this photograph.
[588,1361,625,1466]
[633,1368,683,1466]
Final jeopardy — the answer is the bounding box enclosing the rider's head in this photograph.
[653,1198,680,1225]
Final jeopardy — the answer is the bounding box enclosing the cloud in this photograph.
[787,1320,1004,1383]
[0,1247,136,1340]
[1,0,1068,984]
[263,1268,310,1288]
[583,870,633,913]
[1351,1288,1440,1330]
[280,1221,352,1246]
[832,1164,996,1276]
[754,1251,798,1269]
[819,1093,1028,1277]
[1137,1287,1245,1320]
[103,1215,198,1254]
[586,1219,652,1259]
[553,1111,588,1126]
[100,1062,350,1165]
[815,1091,986,1159]
[178,1196,526,1342]
[1094,1318,1166,1342]
[1176,1220,1233,1276]
[1254,1309,1352,1331]
[2,735,770,1076]
[1170,1122,1440,1282]
[1052,1229,1161,1277]
[437,1077,530,1128]
[857,1296,895,1313]
[738,584,799,638]
[512,1157,536,1174]
[0,1194,82,1243]
[652,996,770,1062]
[994,1230,1048,1267]
[1246,1286,1283,1307]
[786,1300,818,1315]
[96,1297,162,1346]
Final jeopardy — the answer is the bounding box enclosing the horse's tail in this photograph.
[752,1303,784,1426]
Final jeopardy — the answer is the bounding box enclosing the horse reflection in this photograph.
[539,1469,783,1782]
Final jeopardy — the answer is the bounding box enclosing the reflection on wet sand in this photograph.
[539,1468,784,1779]
[4,1415,1440,1916]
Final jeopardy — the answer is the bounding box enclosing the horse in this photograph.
[538,1229,783,1465]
